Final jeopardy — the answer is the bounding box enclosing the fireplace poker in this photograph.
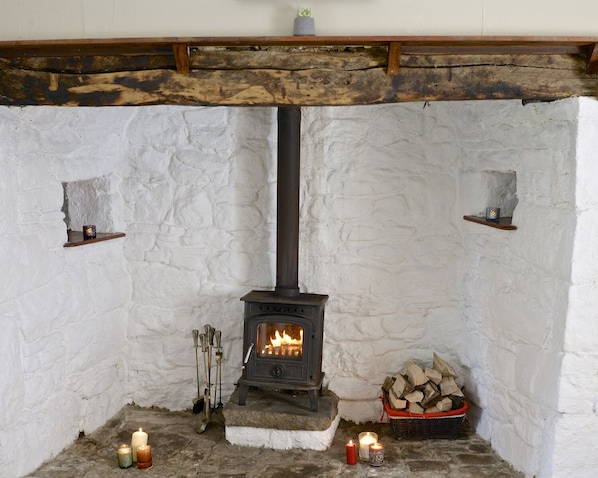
[204,324,214,420]
[199,332,210,417]
[191,329,204,414]
[215,330,223,408]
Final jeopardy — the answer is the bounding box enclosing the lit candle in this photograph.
[131,428,148,462]
[136,444,152,469]
[358,432,378,461]
[369,442,385,467]
[117,444,132,468]
[82,224,96,240]
[345,439,357,465]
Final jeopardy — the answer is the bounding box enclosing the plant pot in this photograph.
[293,17,315,36]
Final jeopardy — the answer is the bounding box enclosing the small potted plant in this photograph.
[293,7,315,36]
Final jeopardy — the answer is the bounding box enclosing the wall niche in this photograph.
[62,176,125,246]
[463,170,518,230]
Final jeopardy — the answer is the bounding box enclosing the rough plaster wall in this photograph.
[0,107,132,477]
[119,104,465,423]
[3,99,598,478]
[119,106,277,410]
[456,99,579,477]
[300,105,464,420]
[545,97,598,478]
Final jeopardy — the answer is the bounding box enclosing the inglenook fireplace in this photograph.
[237,107,328,412]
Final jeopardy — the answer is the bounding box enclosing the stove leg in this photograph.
[308,389,318,413]
[238,383,249,406]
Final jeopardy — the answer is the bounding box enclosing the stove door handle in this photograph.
[243,343,255,368]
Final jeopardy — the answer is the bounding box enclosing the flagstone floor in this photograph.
[26,404,524,478]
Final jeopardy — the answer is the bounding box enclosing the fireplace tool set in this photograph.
[192,324,224,433]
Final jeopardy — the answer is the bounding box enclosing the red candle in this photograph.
[136,444,152,469]
[346,439,357,465]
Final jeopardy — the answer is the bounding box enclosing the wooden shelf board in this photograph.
[463,215,517,230]
[64,231,126,247]
[0,35,596,58]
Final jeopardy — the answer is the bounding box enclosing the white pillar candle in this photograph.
[131,428,148,462]
[358,432,378,461]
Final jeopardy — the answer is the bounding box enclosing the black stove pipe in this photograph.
[275,106,301,297]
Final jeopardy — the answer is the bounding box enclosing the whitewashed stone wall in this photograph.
[546,98,598,478]
[2,99,598,478]
[456,99,580,477]
[0,107,131,477]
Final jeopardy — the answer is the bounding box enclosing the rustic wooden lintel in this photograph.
[387,42,401,76]
[172,43,190,75]
[585,43,598,74]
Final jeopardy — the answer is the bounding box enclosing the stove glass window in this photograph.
[257,322,303,360]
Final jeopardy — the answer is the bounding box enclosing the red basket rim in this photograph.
[383,398,469,418]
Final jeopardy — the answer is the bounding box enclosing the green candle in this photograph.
[117,444,132,468]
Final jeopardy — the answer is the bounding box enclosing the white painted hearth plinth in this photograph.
[223,388,340,451]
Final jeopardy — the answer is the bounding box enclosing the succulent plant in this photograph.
[296,7,312,18]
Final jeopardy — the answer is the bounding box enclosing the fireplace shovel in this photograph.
[191,329,204,414]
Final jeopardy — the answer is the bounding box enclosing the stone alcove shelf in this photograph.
[463,215,517,230]
[64,231,126,247]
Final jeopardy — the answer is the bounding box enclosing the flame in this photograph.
[262,328,303,358]
[270,329,303,347]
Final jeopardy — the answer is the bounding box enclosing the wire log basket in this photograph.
[383,398,469,440]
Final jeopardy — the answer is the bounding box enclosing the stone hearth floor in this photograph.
[26,404,523,478]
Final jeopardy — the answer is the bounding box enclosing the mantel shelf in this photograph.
[64,231,126,247]
[463,215,517,230]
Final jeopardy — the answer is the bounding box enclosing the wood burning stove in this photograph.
[238,291,328,412]
[237,107,328,412]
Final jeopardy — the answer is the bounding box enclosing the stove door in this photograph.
[245,315,311,384]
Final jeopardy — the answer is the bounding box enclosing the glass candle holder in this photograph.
[117,444,132,468]
[369,442,385,466]
[358,432,378,461]
[136,444,152,469]
[83,224,96,240]
[485,207,500,223]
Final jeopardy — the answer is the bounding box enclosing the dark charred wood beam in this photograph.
[0,53,594,107]
[0,36,596,106]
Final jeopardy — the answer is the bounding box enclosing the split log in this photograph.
[391,373,414,397]
[409,402,425,414]
[439,377,464,397]
[436,397,453,412]
[425,367,443,385]
[403,361,428,386]
[433,353,457,378]
[421,381,441,407]
[383,353,465,414]
[388,390,407,410]
[404,390,425,404]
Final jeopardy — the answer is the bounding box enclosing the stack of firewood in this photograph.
[382,353,465,414]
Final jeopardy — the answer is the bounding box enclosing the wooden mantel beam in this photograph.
[0,35,597,106]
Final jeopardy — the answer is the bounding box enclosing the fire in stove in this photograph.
[258,323,303,359]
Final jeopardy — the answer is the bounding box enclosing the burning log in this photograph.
[382,353,465,414]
